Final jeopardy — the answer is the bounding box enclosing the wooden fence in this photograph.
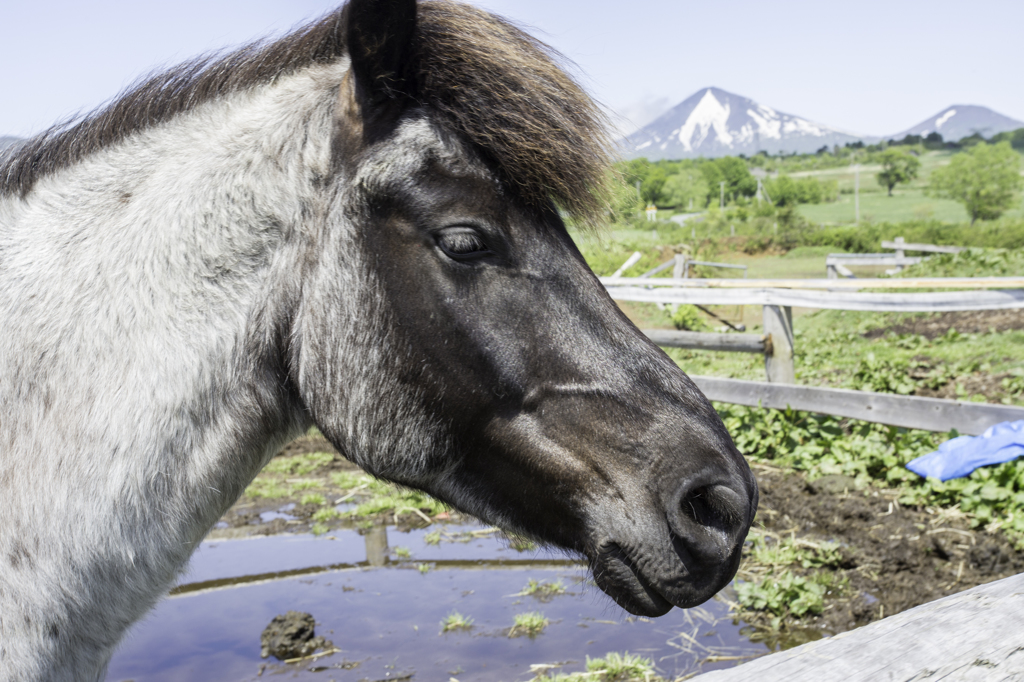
[617,270,1024,431]
[826,236,967,278]
[691,376,1024,435]
[698,572,1024,681]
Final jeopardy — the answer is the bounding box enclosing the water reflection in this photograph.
[110,523,768,681]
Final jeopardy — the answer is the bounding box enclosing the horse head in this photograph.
[296,0,758,616]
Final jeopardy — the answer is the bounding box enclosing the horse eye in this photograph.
[436,228,490,260]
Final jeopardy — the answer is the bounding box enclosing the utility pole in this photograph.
[852,164,860,225]
[720,181,725,209]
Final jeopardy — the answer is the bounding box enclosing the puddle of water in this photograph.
[258,503,297,523]
[109,524,769,681]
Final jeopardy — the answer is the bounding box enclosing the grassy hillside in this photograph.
[794,150,1024,225]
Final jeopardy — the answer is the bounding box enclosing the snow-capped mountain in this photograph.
[889,105,1024,143]
[620,87,867,160]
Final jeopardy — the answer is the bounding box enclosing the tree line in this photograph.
[618,130,1023,226]
[616,157,837,218]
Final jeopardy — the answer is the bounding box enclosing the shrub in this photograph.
[671,304,707,331]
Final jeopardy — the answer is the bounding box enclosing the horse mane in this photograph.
[0,1,612,226]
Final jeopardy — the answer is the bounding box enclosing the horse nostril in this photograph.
[679,486,712,526]
[676,483,744,538]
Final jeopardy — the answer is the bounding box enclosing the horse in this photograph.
[0,1,757,679]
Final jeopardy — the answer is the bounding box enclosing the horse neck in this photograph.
[0,63,345,677]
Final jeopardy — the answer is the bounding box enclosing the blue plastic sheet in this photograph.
[907,420,1024,481]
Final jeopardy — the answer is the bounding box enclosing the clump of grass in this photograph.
[291,479,320,491]
[352,481,447,519]
[417,563,431,574]
[510,611,548,638]
[586,652,655,681]
[393,546,411,559]
[310,523,329,536]
[311,507,340,523]
[264,452,334,476]
[330,471,369,489]
[518,579,567,601]
[424,531,441,545]
[244,479,291,499]
[300,493,326,506]
[440,611,473,633]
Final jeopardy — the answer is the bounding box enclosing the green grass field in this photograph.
[792,150,1024,225]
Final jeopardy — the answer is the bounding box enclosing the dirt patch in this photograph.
[863,309,1024,340]
[912,370,1013,402]
[746,462,1024,641]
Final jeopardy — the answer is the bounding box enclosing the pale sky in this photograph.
[3,0,1023,139]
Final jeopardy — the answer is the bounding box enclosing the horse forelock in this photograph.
[414,2,613,229]
[0,1,613,229]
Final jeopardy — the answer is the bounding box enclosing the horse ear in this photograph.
[345,0,418,104]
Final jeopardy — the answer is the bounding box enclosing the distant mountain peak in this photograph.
[621,87,866,160]
[890,105,1024,141]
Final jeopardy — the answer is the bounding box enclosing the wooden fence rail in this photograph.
[697,572,1024,681]
[690,376,1024,435]
[600,276,1024,290]
[642,330,768,354]
[605,285,1024,312]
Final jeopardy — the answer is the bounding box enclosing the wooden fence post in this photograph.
[894,236,905,272]
[763,305,794,383]
[673,254,686,279]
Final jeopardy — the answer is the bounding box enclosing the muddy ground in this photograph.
[862,309,1024,403]
[744,462,1024,645]
[217,429,1024,648]
[210,433,469,540]
[862,309,1024,340]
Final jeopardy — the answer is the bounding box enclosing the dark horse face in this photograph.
[296,0,757,617]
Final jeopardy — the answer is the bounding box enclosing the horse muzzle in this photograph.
[589,464,757,616]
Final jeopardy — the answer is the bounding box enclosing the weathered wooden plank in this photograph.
[605,286,1024,312]
[642,329,766,354]
[697,572,1024,682]
[638,256,678,279]
[882,240,966,254]
[825,256,922,267]
[600,276,1024,290]
[690,376,1024,435]
[762,306,794,383]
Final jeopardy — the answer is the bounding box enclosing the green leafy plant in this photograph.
[850,354,918,395]
[735,571,830,617]
[671,304,708,332]
[718,402,1024,545]
[748,534,842,571]
[300,493,326,506]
